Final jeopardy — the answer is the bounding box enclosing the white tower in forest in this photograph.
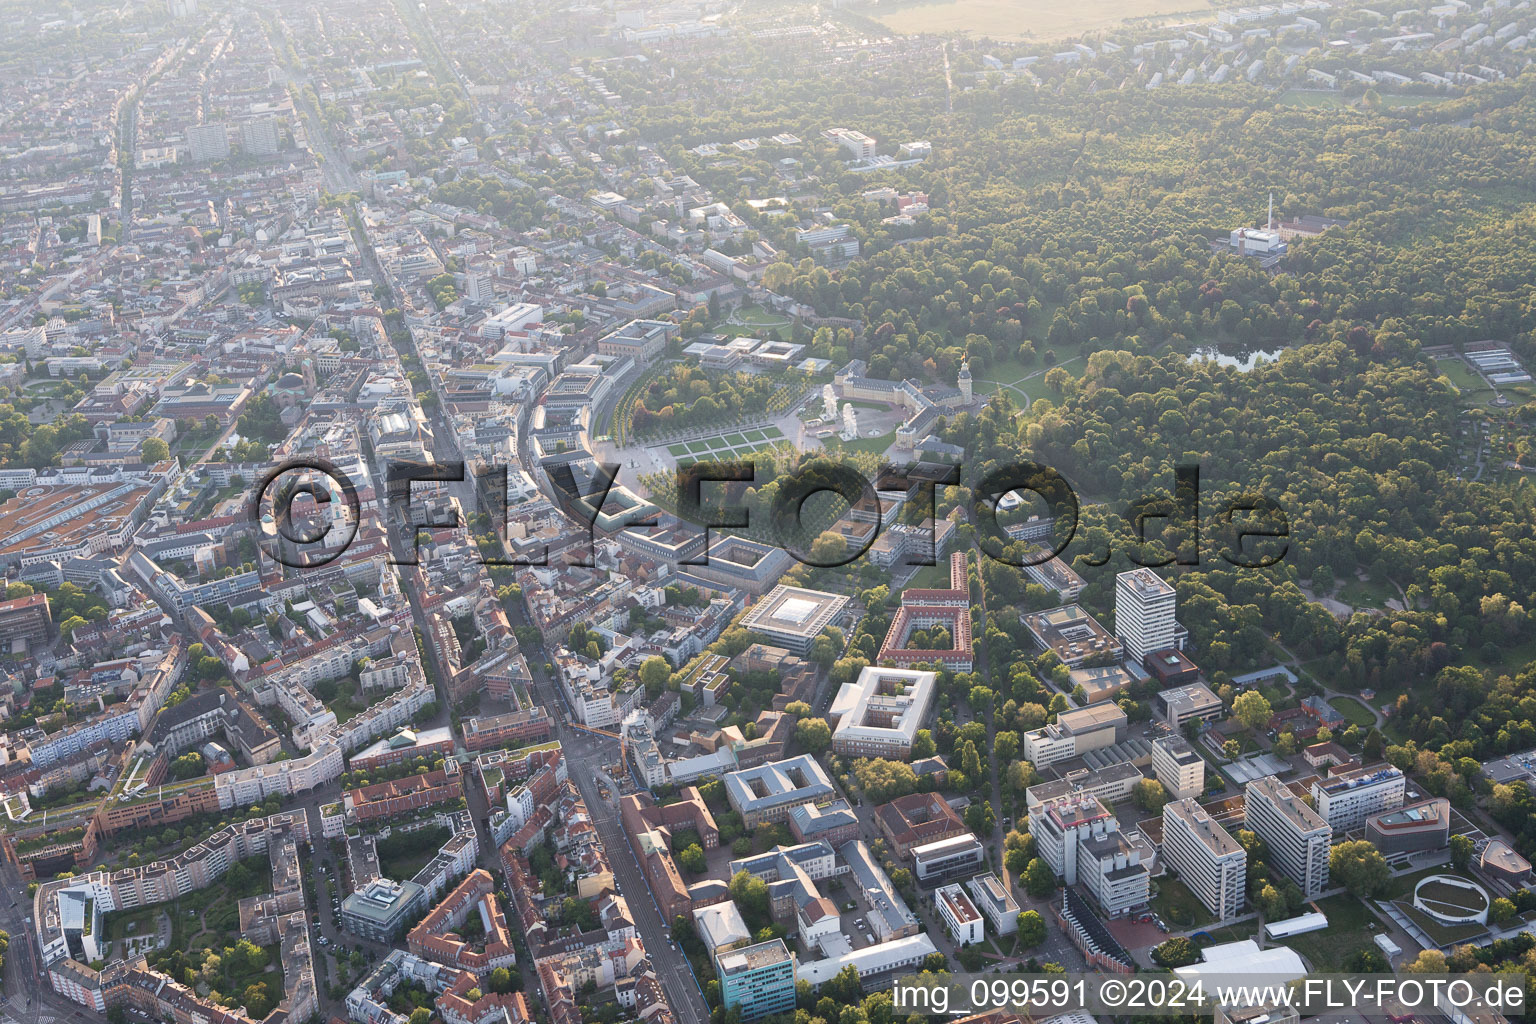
[959,360,973,403]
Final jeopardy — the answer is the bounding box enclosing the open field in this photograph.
[1151,877,1214,928]
[868,0,1211,40]
[1276,893,1380,968]
[1329,695,1377,728]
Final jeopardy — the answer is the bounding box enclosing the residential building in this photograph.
[0,591,52,649]
[718,940,796,1022]
[1115,568,1177,662]
[1244,776,1330,898]
[187,123,230,163]
[1311,765,1405,832]
[1162,798,1246,920]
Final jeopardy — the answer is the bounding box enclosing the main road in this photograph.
[519,636,711,1024]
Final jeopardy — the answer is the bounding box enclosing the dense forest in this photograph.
[597,24,1536,803]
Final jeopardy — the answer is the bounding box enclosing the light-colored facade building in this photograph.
[935,883,984,946]
[1115,568,1177,662]
[1311,765,1405,832]
[1245,776,1331,898]
[828,666,935,758]
[1153,735,1206,799]
[1162,798,1246,920]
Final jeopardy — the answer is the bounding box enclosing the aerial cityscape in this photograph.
[2,1,1536,1024]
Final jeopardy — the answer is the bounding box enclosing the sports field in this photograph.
[870,0,1211,40]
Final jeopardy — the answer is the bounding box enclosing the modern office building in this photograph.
[1364,797,1450,855]
[828,666,936,758]
[1153,735,1206,799]
[1020,604,1123,667]
[1021,702,1128,769]
[341,878,426,941]
[1311,765,1406,832]
[1030,794,1111,881]
[0,591,52,650]
[1244,776,1331,898]
[1023,761,1143,812]
[718,939,797,1021]
[935,883,985,945]
[1154,682,1224,731]
[911,834,985,885]
[740,585,849,656]
[1162,798,1247,919]
[966,873,1019,935]
[1115,568,1177,662]
[1031,793,1152,918]
[1077,828,1152,919]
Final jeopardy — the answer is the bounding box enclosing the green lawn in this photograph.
[723,433,747,446]
[1277,893,1380,968]
[1436,357,1488,395]
[685,440,711,454]
[1336,575,1398,609]
[744,429,767,441]
[821,432,896,457]
[668,443,690,457]
[1329,696,1376,728]
[1151,877,1214,928]
[1276,89,1347,108]
[764,426,784,439]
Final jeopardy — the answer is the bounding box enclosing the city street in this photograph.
[521,643,711,1024]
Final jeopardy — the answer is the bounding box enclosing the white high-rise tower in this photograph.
[1114,568,1176,663]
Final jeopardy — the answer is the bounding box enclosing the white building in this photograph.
[935,883,984,946]
[1114,568,1177,662]
[188,123,230,163]
[1153,735,1206,800]
[1245,776,1331,898]
[966,873,1018,935]
[828,666,936,758]
[1031,794,1150,917]
[911,834,985,885]
[1311,765,1405,832]
[1162,798,1246,920]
